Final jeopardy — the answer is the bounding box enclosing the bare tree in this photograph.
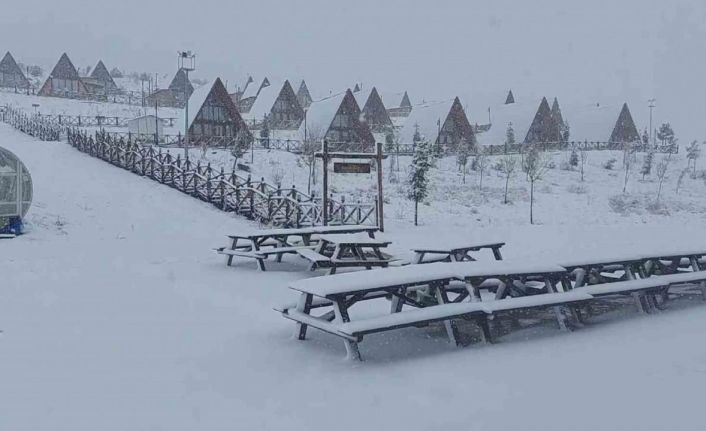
[622,142,637,193]
[297,124,325,194]
[476,149,488,193]
[499,154,517,204]
[655,156,670,201]
[230,130,251,171]
[579,147,588,182]
[522,145,550,224]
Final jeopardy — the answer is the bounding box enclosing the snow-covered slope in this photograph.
[3,123,706,430]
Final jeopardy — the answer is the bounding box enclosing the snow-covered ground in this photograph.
[190,143,706,228]
[3,122,706,430]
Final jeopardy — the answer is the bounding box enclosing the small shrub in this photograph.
[567,184,588,194]
[603,158,617,170]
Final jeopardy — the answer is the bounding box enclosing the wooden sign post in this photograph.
[316,140,385,231]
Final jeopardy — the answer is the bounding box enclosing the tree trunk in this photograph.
[414,198,419,226]
[530,180,534,224]
[504,175,510,204]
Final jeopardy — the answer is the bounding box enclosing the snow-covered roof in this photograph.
[562,103,627,143]
[398,99,455,143]
[241,77,269,101]
[300,91,346,134]
[243,79,283,121]
[476,99,543,147]
[379,91,407,108]
[183,81,212,133]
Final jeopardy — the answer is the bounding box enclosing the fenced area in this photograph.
[0,105,62,141]
[65,129,378,228]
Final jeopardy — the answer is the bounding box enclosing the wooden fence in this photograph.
[0,105,62,141]
[65,129,378,228]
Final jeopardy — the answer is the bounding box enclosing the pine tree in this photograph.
[505,122,515,152]
[657,123,675,146]
[408,138,432,226]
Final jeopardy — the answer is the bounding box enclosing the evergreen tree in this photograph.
[505,122,515,152]
[657,123,675,146]
[569,148,579,169]
[640,150,654,180]
[408,138,432,226]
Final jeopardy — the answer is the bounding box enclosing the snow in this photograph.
[565,102,633,143]
[183,80,213,133]
[4,117,706,431]
[476,98,543,147]
[397,98,454,143]
[301,91,345,133]
[242,79,282,122]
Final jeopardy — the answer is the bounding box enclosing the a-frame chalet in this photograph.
[0,52,30,89]
[185,78,252,144]
[38,53,88,97]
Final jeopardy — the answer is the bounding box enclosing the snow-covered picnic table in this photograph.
[301,233,393,274]
[411,241,505,263]
[215,225,378,270]
[278,261,590,360]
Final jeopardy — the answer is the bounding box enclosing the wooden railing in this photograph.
[64,129,377,228]
[0,105,62,141]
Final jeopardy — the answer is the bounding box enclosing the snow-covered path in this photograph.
[3,123,706,431]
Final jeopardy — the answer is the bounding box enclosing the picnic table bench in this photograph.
[278,262,590,360]
[298,233,393,274]
[216,225,378,270]
[412,241,505,264]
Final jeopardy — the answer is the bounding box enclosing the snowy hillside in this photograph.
[3,122,706,430]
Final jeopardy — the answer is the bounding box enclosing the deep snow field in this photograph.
[3,119,706,431]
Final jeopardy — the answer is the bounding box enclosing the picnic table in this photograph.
[299,233,393,274]
[216,225,378,270]
[278,261,589,360]
[411,241,505,264]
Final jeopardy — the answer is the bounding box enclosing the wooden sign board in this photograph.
[334,162,371,174]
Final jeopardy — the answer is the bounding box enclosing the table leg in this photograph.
[227,237,239,266]
[390,287,406,313]
[466,280,482,302]
[252,239,266,271]
[295,293,313,340]
[434,284,460,346]
[333,299,362,361]
[413,252,425,264]
[492,247,503,261]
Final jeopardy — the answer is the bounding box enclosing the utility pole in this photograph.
[648,98,656,146]
[178,51,196,160]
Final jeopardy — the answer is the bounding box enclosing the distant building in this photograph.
[0,52,30,89]
[399,97,476,153]
[167,68,194,106]
[565,102,641,145]
[185,78,252,144]
[296,80,313,109]
[146,88,179,108]
[237,77,270,114]
[38,53,88,97]
[524,97,562,144]
[385,91,413,119]
[128,115,164,140]
[303,89,375,152]
[505,90,515,104]
[354,87,394,143]
[83,60,118,93]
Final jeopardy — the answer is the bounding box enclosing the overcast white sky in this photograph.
[3,0,706,140]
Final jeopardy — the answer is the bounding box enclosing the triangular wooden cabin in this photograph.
[524,97,561,144]
[505,90,515,104]
[184,78,252,144]
[566,102,641,145]
[399,97,476,153]
[550,97,568,140]
[38,53,88,97]
[237,77,270,114]
[303,89,375,152]
[356,87,394,134]
[244,79,305,131]
[88,60,118,91]
[296,80,313,109]
[0,52,30,89]
[386,91,413,118]
[169,68,194,101]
